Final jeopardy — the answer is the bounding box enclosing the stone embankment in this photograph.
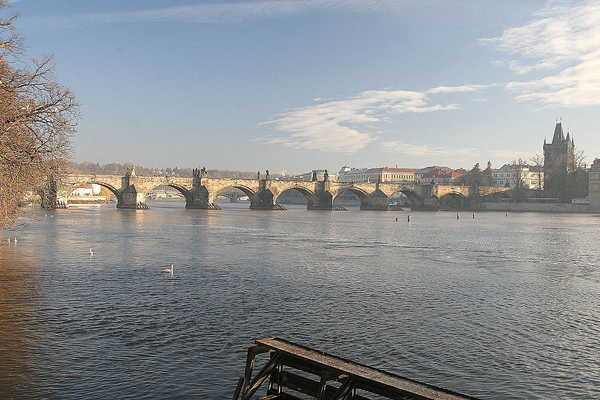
[476,202,599,213]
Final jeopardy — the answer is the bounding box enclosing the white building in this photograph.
[337,166,418,183]
[491,164,544,189]
[291,169,330,181]
[70,184,102,196]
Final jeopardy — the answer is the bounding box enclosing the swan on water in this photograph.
[162,264,174,276]
[89,248,93,256]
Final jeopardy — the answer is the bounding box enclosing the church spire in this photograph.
[552,120,565,143]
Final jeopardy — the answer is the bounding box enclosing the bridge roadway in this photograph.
[46,168,509,211]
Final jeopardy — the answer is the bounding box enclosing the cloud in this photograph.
[380,140,476,159]
[483,0,600,107]
[426,84,490,94]
[258,88,470,153]
[506,50,600,106]
[24,0,414,27]
[379,143,538,166]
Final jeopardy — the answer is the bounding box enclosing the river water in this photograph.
[1,201,599,399]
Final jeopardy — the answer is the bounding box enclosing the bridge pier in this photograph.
[306,182,335,210]
[40,179,69,209]
[185,185,210,209]
[117,168,148,209]
[359,190,390,211]
[250,186,279,210]
[184,169,224,209]
[118,184,147,209]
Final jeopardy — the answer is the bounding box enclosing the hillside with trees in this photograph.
[69,161,257,179]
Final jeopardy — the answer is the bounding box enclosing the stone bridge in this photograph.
[46,168,510,211]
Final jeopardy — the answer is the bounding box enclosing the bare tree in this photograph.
[510,159,527,201]
[566,145,588,201]
[0,1,79,229]
[530,154,544,196]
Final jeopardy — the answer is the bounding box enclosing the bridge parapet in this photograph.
[478,186,511,197]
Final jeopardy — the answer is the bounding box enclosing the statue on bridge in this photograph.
[323,170,329,182]
[126,165,136,177]
[266,170,270,180]
[311,171,317,181]
[193,167,207,179]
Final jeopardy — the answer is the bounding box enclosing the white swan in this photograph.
[89,248,93,256]
[162,264,174,276]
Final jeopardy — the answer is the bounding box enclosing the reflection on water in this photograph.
[0,254,46,398]
[1,202,600,399]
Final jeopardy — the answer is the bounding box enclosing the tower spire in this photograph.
[552,119,565,143]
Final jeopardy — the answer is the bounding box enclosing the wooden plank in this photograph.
[256,338,478,400]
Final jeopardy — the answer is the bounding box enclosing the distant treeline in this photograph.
[69,162,257,179]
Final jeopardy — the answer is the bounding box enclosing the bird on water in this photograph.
[163,264,174,276]
[89,248,93,256]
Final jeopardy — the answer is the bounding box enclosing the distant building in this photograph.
[291,170,330,181]
[461,163,493,187]
[491,164,544,189]
[543,121,576,196]
[415,166,464,184]
[528,166,544,190]
[480,164,493,186]
[589,158,600,209]
[337,166,419,183]
[70,184,102,196]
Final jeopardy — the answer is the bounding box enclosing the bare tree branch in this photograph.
[1,3,79,228]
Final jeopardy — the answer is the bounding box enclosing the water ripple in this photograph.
[1,206,600,398]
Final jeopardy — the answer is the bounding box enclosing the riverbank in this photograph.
[475,202,600,213]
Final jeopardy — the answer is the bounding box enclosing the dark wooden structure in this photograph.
[233,338,479,400]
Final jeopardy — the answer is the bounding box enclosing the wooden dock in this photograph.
[233,337,479,400]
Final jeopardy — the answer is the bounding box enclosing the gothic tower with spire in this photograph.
[543,120,575,199]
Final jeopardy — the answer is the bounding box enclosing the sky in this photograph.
[7,0,600,175]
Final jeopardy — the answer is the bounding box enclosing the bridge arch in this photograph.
[439,192,469,211]
[275,187,319,208]
[387,189,424,209]
[66,180,122,204]
[143,184,192,205]
[332,187,380,210]
[213,185,260,205]
[332,188,370,204]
